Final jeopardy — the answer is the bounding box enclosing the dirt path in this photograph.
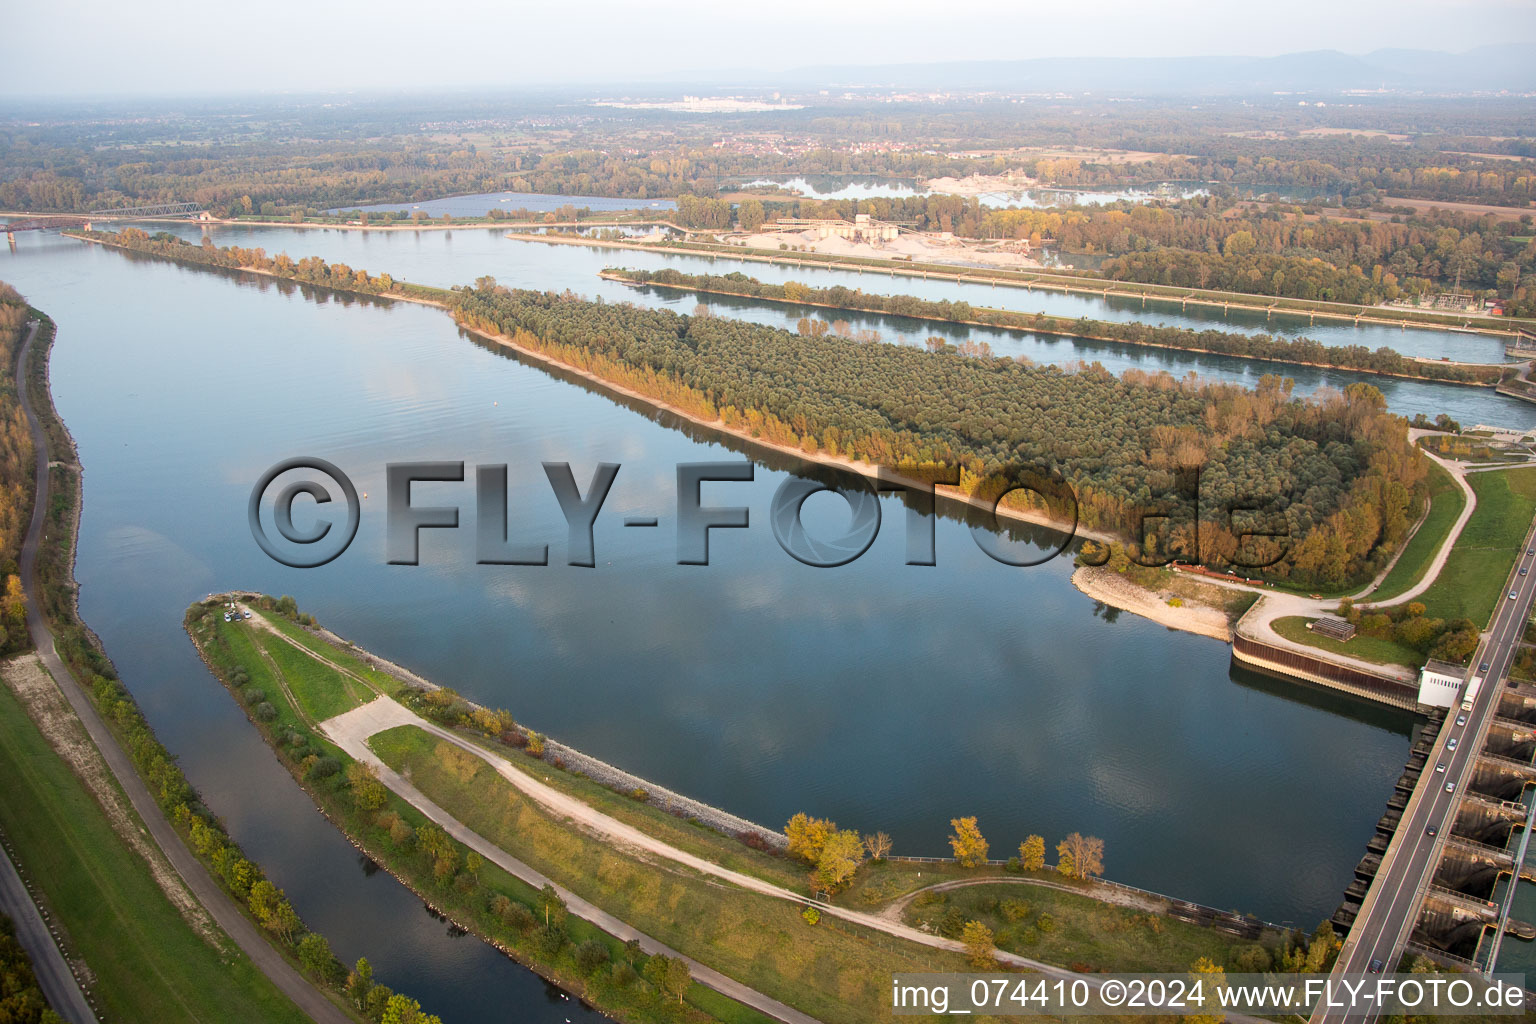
[320,697,1269,1024]
[876,876,1168,924]
[321,699,821,1024]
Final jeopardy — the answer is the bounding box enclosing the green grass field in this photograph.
[1271,616,1424,668]
[253,627,374,722]
[0,678,310,1024]
[1414,467,1536,626]
[903,881,1270,973]
[1370,459,1467,603]
[258,614,403,697]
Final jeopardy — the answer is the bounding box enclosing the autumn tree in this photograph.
[738,198,766,232]
[949,817,990,867]
[786,813,838,864]
[961,920,997,969]
[1056,833,1105,880]
[1019,835,1046,872]
[380,993,443,1024]
[864,831,893,862]
[1183,957,1226,1024]
[346,761,387,811]
[346,957,374,1010]
[811,829,866,896]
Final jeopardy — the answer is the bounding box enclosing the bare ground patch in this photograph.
[0,653,222,947]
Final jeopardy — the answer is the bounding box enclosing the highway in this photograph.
[1312,511,1536,1023]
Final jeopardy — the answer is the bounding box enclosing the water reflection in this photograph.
[0,226,1434,1019]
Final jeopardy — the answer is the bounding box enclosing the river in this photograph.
[0,227,1470,1020]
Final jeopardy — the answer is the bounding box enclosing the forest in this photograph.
[610,268,1507,384]
[452,281,1426,589]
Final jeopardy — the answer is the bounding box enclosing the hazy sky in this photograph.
[4,0,1533,96]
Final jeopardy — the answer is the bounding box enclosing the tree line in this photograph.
[7,105,1534,217]
[611,268,1506,385]
[0,287,37,657]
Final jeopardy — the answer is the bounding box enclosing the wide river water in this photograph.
[0,226,1518,1020]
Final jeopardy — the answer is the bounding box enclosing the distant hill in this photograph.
[750,45,1536,96]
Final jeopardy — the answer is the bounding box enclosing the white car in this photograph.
[1445,781,1456,793]
[1435,763,1446,773]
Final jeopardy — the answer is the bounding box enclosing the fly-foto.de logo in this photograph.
[248,458,1290,571]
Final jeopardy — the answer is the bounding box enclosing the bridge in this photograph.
[86,202,206,219]
[3,216,91,235]
[1312,513,1536,1023]
[7,201,209,242]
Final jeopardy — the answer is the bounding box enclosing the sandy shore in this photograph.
[1070,565,1232,642]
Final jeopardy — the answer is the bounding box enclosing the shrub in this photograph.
[1233,943,1273,973]
[255,701,278,722]
[243,686,266,705]
[801,906,821,926]
[737,830,774,852]
[938,907,967,938]
[1001,899,1032,922]
[575,940,611,977]
[534,925,567,957]
[627,788,648,802]
[306,756,342,781]
[1037,913,1056,933]
[502,901,536,934]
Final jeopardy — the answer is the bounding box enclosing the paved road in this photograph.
[14,318,350,1024]
[1311,512,1536,1023]
[0,822,96,1023]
